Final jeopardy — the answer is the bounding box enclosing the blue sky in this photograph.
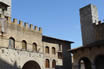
[12,0,104,48]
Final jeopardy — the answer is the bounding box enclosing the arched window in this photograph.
[45,46,49,54]
[32,43,37,52]
[45,59,50,68]
[52,47,56,54]
[52,60,56,68]
[22,40,27,50]
[9,37,15,49]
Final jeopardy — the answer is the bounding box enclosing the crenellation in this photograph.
[95,20,104,25]
[24,22,28,28]
[98,21,102,24]
[19,20,23,26]
[34,26,38,31]
[39,27,42,33]
[4,16,42,33]
[13,18,17,24]
[30,24,33,30]
[0,15,43,33]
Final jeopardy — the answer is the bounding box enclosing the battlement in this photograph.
[95,21,104,25]
[0,14,42,33]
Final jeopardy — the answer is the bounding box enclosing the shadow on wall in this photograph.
[56,65,63,69]
[0,58,19,69]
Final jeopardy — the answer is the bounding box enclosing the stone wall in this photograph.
[0,48,44,69]
[0,17,42,52]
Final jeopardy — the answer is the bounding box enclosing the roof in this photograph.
[0,2,9,7]
[69,40,104,53]
[42,35,74,43]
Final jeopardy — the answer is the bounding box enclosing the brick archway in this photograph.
[22,60,41,69]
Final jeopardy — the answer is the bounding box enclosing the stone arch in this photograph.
[9,37,15,49]
[95,55,104,69]
[78,57,92,69]
[22,60,41,69]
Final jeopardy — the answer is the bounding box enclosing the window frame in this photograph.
[32,43,37,52]
[45,46,49,54]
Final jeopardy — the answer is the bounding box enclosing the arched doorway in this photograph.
[52,60,56,68]
[79,57,92,69]
[95,55,104,69]
[22,61,41,69]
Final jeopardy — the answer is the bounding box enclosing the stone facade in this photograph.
[0,16,73,69]
[71,4,104,69]
[0,0,73,69]
[42,36,72,69]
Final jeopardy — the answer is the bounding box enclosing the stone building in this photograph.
[70,4,104,69]
[0,0,73,69]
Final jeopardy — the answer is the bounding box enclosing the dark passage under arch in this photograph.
[79,57,92,69]
[95,55,104,69]
[22,61,41,69]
